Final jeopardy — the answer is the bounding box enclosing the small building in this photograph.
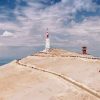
[82,46,87,54]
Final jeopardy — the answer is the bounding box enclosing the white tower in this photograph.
[45,28,50,51]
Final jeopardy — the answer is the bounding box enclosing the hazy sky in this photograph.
[0,0,100,57]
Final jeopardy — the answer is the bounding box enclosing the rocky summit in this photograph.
[0,48,100,100]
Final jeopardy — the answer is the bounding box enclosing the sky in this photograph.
[0,0,100,60]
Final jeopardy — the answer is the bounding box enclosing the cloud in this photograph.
[66,16,100,38]
[1,31,15,37]
[0,43,4,46]
[0,0,100,56]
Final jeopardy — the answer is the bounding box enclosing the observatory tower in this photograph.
[45,28,50,51]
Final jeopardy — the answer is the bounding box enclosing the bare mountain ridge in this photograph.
[34,48,93,57]
[0,48,100,100]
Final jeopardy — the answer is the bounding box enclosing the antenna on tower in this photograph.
[47,28,48,31]
[46,28,49,38]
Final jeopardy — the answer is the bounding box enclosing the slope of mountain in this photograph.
[0,48,100,100]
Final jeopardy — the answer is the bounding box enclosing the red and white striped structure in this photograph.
[45,28,50,51]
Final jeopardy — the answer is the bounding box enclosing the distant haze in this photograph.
[0,46,100,66]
